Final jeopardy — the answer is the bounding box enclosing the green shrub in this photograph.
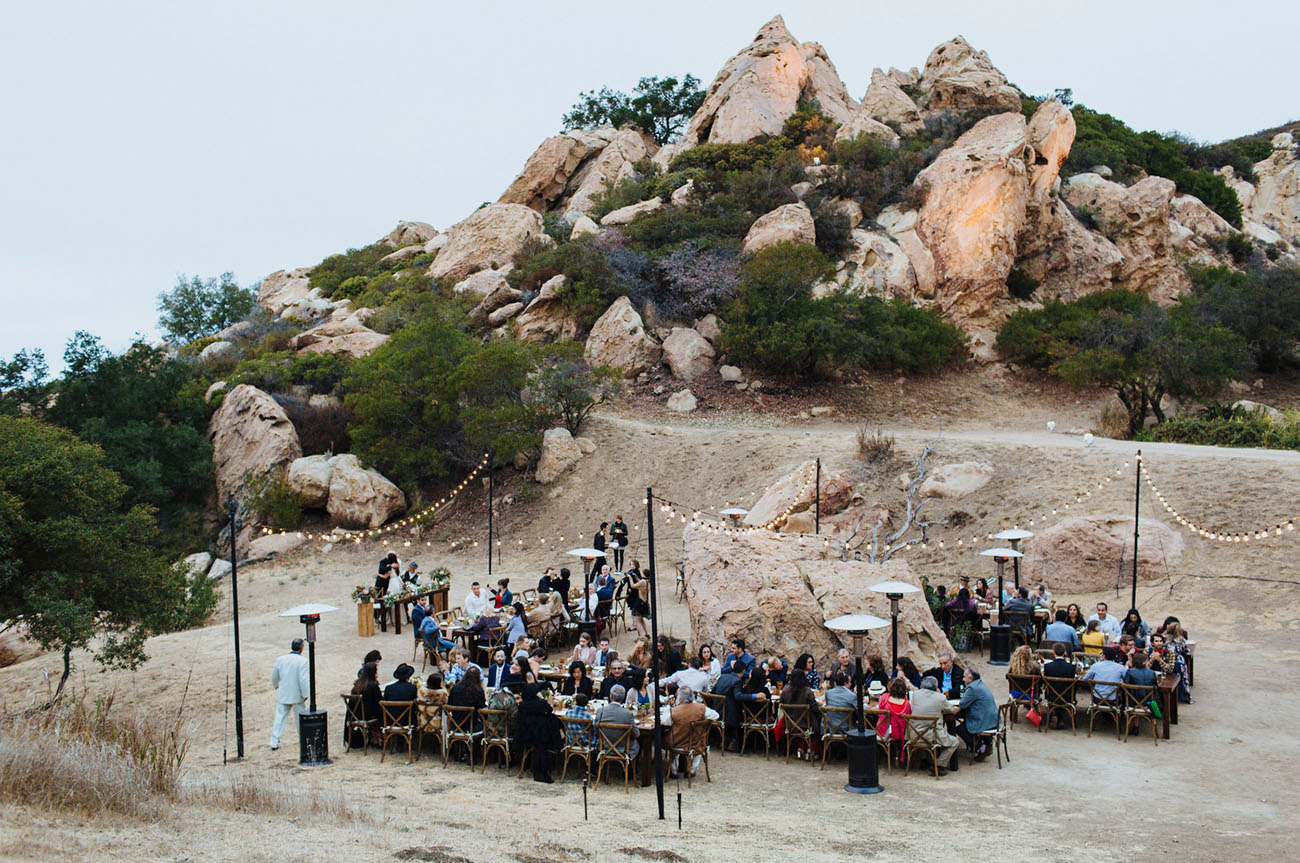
[1183,262,1300,372]
[1139,407,1300,451]
[308,243,393,298]
[157,273,256,344]
[246,467,304,529]
[225,351,348,394]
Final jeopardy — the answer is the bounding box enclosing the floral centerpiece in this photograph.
[351,586,375,604]
[428,567,452,590]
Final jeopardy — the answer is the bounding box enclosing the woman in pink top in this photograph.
[875,676,912,744]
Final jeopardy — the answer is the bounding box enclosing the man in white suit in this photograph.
[270,638,310,750]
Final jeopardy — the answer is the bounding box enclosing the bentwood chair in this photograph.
[416,701,443,760]
[665,718,712,787]
[378,700,417,763]
[1041,676,1079,734]
[863,707,897,773]
[903,714,947,778]
[974,702,1012,769]
[594,722,636,791]
[1003,611,1034,649]
[778,703,817,763]
[560,716,596,782]
[341,693,377,755]
[442,704,482,767]
[1085,680,1123,739]
[819,706,854,770]
[479,708,512,772]
[698,693,728,754]
[1004,674,1041,727]
[739,699,774,757]
[1120,683,1158,745]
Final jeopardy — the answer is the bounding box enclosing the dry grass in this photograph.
[856,425,896,463]
[189,776,375,824]
[1097,399,1131,439]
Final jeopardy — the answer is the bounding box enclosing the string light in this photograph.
[1139,455,1298,543]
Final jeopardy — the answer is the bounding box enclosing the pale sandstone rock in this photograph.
[424,234,448,254]
[378,245,426,265]
[429,204,549,282]
[574,437,597,455]
[693,314,722,345]
[565,128,660,214]
[1018,201,1124,303]
[205,380,227,403]
[258,267,314,316]
[325,454,406,529]
[512,275,582,344]
[1021,515,1182,593]
[744,460,854,527]
[488,302,525,325]
[670,179,697,207]
[837,228,917,299]
[742,202,816,253]
[835,198,865,228]
[247,532,307,562]
[1232,399,1284,422]
[601,198,664,226]
[469,283,525,318]
[453,268,511,296]
[1217,165,1256,211]
[307,394,340,410]
[199,340,237,364]
[918,461,994,499]
[291,316,388,359]
[662,327,716,381]
[1242,133,1300,245]
[208,558,233,581]
[536,428,583,483]
[666,389,698,412]
[569,214,600,239]
[381,221,438,248]
[277,289,337,321]
[287,454,333,508]
[859,68,924,135]
[719,364,743,383]
[208,384,302,504]
[887,67,921,88]
[497,128,618,211]
[834,110,901,147]
[181,552,213,577]
[918,36,1021,113]
[584,296,662,378]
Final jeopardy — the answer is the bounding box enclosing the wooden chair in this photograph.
[819,706,854,770]
[594,722,636,791]
[1085,679,1123,739]
[945,608,985,655]
[778,703,817,763]
[521,588,538,604]
[863,707,898,773]
[341,693,377,755]
[1003,610,1034,648]
[1074,651,1104,668]
[560,715,596,782]
[1004,673,1041,727]
[479,708,512,772]
[608,582,628,637]
[416,701,443,759]
[698,692,728,754]
[674,562,686,601]
[974,702,1012,769]
[1041,676,1078,734]
[442,704,482,767]
[476,625,508,667]
[739,699,774,757]
[378,700,417,763]
[1120,682,1158,745]
[903,714,948,778]
[666,719,712,786]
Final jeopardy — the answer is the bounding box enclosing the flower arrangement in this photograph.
[351,586,375,604]
[429,567,452,590]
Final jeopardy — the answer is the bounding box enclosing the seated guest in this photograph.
[763,655,788,686]
[443,648,482,687]
[734,665,771,734]
[1003,587,1036,639]
[821,671,857,735]
[944,587,980,629]
[418,611,455,657]
[554,567,572,601]
[1043,610,1082,650]
[864,653,890,689]
[727,638,757,677]
[831,648,859,687]
[1063,603,1088,631]
[462,582,488,619]
[1081,620,1105,654]
[418,672,447,705]
[570,631,597,666]
[1041,643,1078,729]
[527,647,549,685]
[1031,583,1052,608]
[974,578,993,604]
[892,656,922,690]
[792,653,820,691]
[1147,632,1173,675]
[598,660,635,700]
[447,666,486,742]
[484,650,510,690]
[1087,602,1122,640]
[625,674,652,707]
[1082,647,1128,703]
[656,635,683,677]
[466,610,501,649]
[1162,621,1193,704]
[492,578,513,609]
[594,685,639,758]
[514,683,560,783]
[383,663,418,703]
[350,661,383,747]
[659,686,718,774]
[712,660,746,750]
[660,655,710,695]
[561,661,594,697]
[1116,634,1139,666]
[505,602,528,647]
[594,637,614,669]
[485,679,517,735]
[922,651,964,699]
[875,677,912,743]
[504,655,532,693]
[1007,646,1040,698]
[562,693,594,747]
[577,584,601,623]
[410,597,428,632]
[909,677,959,773]
[1122,651,1157,705]
[627,637,651,671]
[779,669,821,745]
[955,669,998,761]
[357,649,382,679]
[537,568,557,595]
[1121,608,1151,647]
[527,590,568,629]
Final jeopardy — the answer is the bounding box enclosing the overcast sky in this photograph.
[2,1,1294,370]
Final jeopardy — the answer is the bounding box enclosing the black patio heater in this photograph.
[279,602,338,766]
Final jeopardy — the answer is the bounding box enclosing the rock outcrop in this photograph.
[600,198,663,226]
[512,275,581,344]
[834,111,901,146]
[859,68,924,135]
[743,460,853,527]
[208,384,302,504]
[429,204,550,282]
[661,327,716,380]
[258,268,315,317]
[835,228,917,298]
[742,202,816,253]
[683,524,953,666]
[536,427,582,483]
[325,454,407,529]
[497,128,661,215]
[287,454,333,508]
[565,128,660,215]
[1021,514,1183,593]
[290,314,388,359]
[584,297,661,377]
[453,269,511,297]
[1239,133,1300,245]
[917,461,994,499]
[918,37,1021,113]
[380,221,438,248]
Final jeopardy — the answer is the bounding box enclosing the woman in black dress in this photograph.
[625,561,650,638]
[560,661,594,697]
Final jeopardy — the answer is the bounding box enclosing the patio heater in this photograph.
[566,547,605,640]
[979,548,1021,666]
[719,507,749,528]
[993,529,1034,589]
[278,602,338,766]
[868,580,922,670]
[824,613,890,795]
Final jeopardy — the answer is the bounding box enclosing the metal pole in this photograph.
[646,486,665,820]
[1010,539,1021,590]
[815,458,822,535]
[228,505,244,760]
[889,600,900,670]
[1132,451,1141,612]
[307,632,317,712]
[487,467,494,577]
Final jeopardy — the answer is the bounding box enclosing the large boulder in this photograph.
[744,460,855,528]
[1243,133,1300,245]
[917,461,994,499]
[453,269,511,296]
[181,552,213,577]
[742,202,816,253]
[918,37,1021,113]
[661,327,716,380]
[670,16,856,153]
[380,221,438,248]
[1021,514,1183,593]
[535,427,583,483]
[834,111,900,147]
[498,128,619,211]
[859,68,924,135]
[246,532,307,562]
[834,228,917,299]
[1017,100,1077,256]
[258,267,314,317]
[565,128,660,215]
[600,198,663,226]
[1018,201,1124,303]
[208,384,302,504]
[512,275,581,344]
[429,204,550,282]
[914,112,1030,322]
[584,296,662,378]
[469,282,525,319]
[683,524,952,667]
[290,315,388,359]
[198,340,237,364]
[1063,173,1189,303]
[287,454,333,508]
[325,454,406,529]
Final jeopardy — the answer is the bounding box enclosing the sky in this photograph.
[2,0,1295,371]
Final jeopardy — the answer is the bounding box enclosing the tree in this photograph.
[157,272,256,344]
[0,347,49,416]
[562,75,705,145]
[527,343,622,436]
[1184,262,1300,372]
[0,416,214,697]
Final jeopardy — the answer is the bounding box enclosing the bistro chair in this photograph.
[416,701,443,760]
[442,704,482,767]
[819,706,854,770]
[778,703,817,763]
[378,700,417,763]
[1085,679,1124,739]
[903,714,948,778]
[739,700,774,757]
[1120,682,1159,745]
[863,707,898,773]
[594,722,637,791]
[1041,676,1079,734]
[974,702,1012,769]
[479,708,512,772]
[341,693,376,755]
[698,692,728,754]
[1004,673,1040,727]
[560,715,596,782]
[665,719,712,787]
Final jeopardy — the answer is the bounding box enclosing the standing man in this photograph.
[269,638,309,751]
[592,523,608,575]
[610,517,628,570]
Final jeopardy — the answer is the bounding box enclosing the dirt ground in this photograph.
[2,371,1298,862]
